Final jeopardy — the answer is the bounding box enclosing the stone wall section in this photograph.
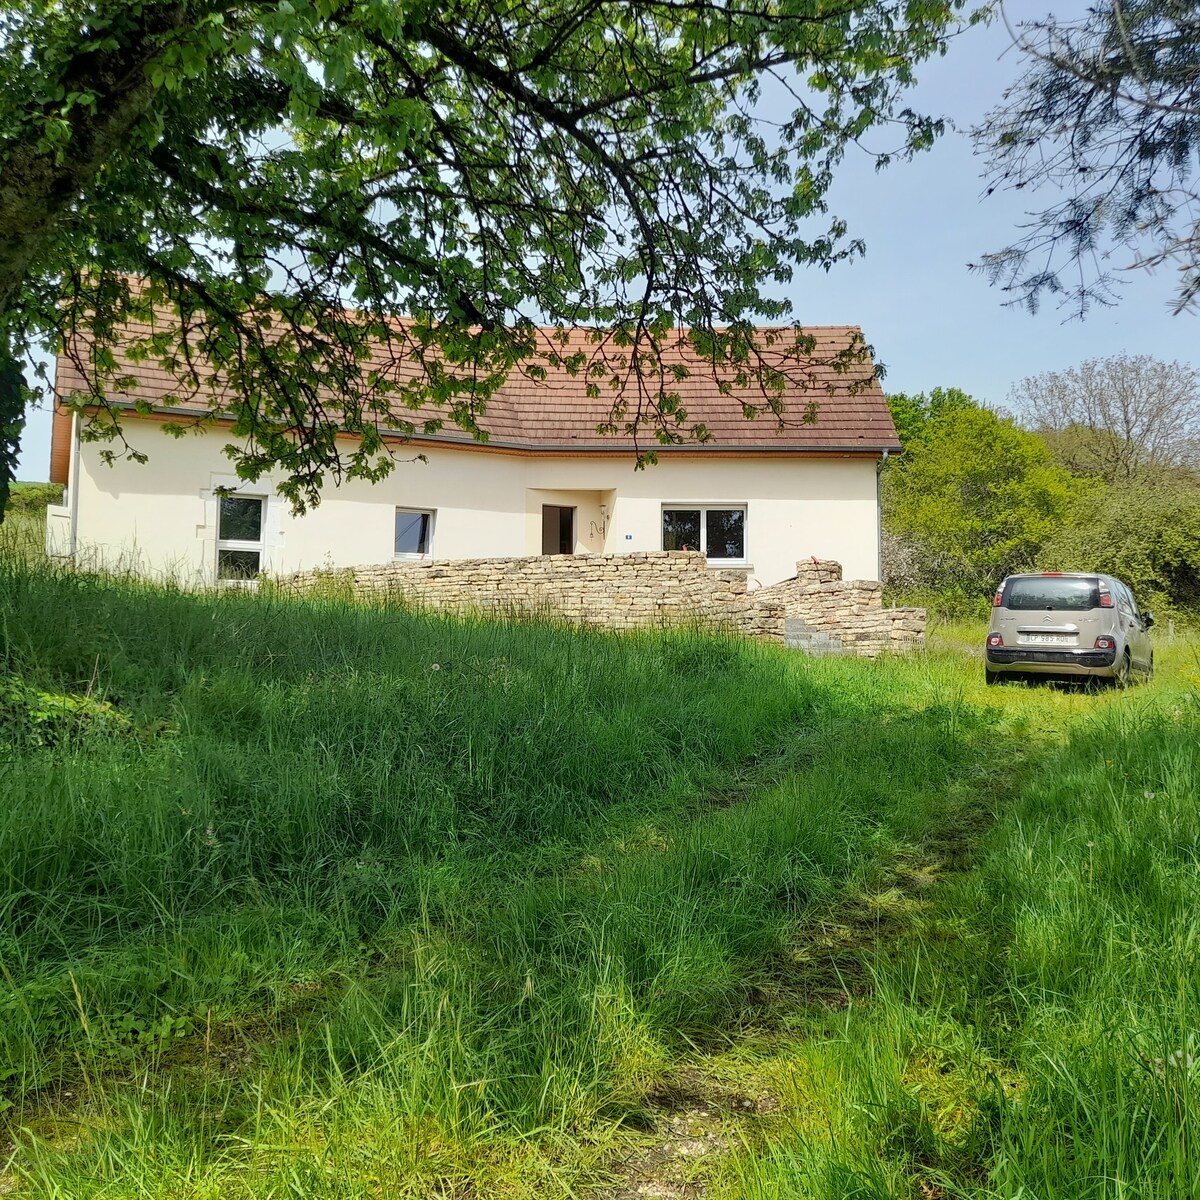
[282,552,925,657]
[751,559,926,655]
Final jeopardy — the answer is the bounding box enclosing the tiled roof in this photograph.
[56,318,899,454]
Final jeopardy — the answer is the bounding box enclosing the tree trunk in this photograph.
[0,3,193,324]
[0,336,25,523]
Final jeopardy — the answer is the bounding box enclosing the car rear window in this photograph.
[1004,577,1100,611]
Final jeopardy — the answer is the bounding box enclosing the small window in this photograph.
[395,509,433,557]
[662,506,746,562]
[217,496,265,581]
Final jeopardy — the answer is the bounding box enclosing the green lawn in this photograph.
[1,541,1198,1198]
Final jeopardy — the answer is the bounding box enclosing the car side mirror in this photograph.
[1143,612,1155,629]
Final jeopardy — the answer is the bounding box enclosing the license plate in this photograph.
[1024,633,1076,645]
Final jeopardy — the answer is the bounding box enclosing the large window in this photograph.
[395,508,433,557]
[217,496,265,581]
[662,506,746,562]
[1003,577,1099,611]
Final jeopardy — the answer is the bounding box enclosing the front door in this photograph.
[541,505,575,555]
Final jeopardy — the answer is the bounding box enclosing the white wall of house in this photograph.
[61,421,883,587]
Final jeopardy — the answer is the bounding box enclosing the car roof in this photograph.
[1006,572,1100,580]
[1002,572,1134,591]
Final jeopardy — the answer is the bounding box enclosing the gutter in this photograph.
[68,410,81,558]
[876,448,889,581]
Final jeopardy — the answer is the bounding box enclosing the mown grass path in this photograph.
[1,545,1198,1199]
[620,642,1200,1200]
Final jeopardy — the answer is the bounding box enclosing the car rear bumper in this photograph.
[986,646,1118,676]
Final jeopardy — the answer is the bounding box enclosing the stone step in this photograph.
[783,617,848,655]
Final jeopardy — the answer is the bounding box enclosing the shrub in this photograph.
[5,482,64,514]
[1040,480,1200,613]
[884,405,1082,596]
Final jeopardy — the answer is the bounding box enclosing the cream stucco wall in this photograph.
[64,421,883,587]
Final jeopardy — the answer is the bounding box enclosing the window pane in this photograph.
[706,509,745,559]
[219,497,263,542]
[217,549,261,580]
[662,509,701,551]
[1005,577,1099,611]
[395,510,431,555]
[557,506,574,555]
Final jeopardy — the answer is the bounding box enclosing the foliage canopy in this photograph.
[883,386,976,453]
[1041,479,1200,612]
[883,397,1082,594]
[0,0,965,511]
[973,1,1200,314]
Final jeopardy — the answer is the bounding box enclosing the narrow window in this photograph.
[395,509,433,557]
[217,496,265,581]
[541,505,575,555]
[662,506,746,562]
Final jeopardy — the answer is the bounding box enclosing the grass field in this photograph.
[2,512,1199,1198]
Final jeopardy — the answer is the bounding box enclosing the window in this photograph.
[217,496,265,581]
[1116,583,1138,618]
[541,505,575,555]
[395,508,433,557]
[662,506,746,562]
[1004,577,1099,611]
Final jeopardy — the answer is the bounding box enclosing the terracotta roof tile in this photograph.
[56,318,899,454]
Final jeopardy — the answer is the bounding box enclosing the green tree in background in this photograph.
[1042,482,1200,613]
[884,386,976,453]
[884,401,1081,595]
[0,0,967,516]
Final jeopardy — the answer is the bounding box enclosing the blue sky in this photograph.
[15,5,1197,481]
[793,6,1199,407]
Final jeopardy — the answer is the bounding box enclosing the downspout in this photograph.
[68,410,81,557]
[876,448,889,582]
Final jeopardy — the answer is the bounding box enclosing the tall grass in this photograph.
[0,552,999,1197]
[3,544,1198,1198]
[709,642,1200,1199]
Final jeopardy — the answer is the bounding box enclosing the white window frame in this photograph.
[661,504,748,565]
[216,494,267,584]
[394,507,435,560]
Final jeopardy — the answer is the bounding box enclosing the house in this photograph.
[45,322,900,589]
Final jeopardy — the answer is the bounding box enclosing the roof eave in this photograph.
[78,401,901,456]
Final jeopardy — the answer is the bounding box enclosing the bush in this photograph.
[6,482,64,514]
[1040,480,1200,614]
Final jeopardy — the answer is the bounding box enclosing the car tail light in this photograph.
[1094,635,1116,650]
[987,633,1004,647]
[1100,592,1114,607]
[1041,571,1062,576]
[992,589,1004,607]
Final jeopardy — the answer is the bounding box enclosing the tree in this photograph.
[0,349,23,524]
[1010,354,1200,483]
[972,1,1200,315]
[0,0,966,516]
[885,386,976,452]
[883,401,1081,594]
[1041,479,1200,612]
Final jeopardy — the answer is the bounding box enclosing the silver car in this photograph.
[985,572,1154,686]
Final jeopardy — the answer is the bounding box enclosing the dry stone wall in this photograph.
[752,559,927,655]
[282,551,925,657]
